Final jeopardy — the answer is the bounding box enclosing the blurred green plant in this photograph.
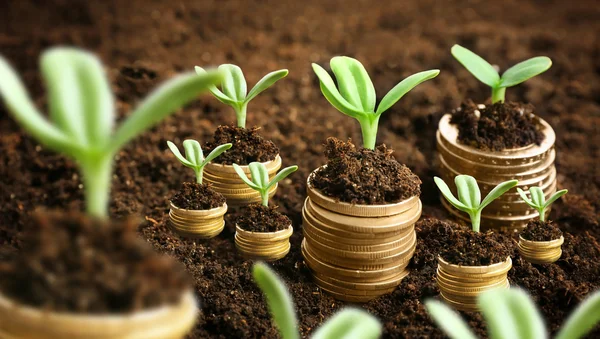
[517,187,568,222]
[233,162,298,206]
[167,140,232,184]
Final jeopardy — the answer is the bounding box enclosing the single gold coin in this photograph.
[237,242,291,261]
[314,270,409,291]
[436,268,507,286]
[437,256,512,276]
[437,278,509,296]
[236,225,293,241]
[313,275,398,297]
[303,223,414,252]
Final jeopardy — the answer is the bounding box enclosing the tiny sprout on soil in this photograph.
[426,287,600,339]
[0,47,221,218]
[195,64,288,128]
[312,56,439,150]
[434,175,518,232]
[517,187,568,222]
[252,262,382,339]
[233,162,298,206]
[167,140,232,184]
[451,44,552,104]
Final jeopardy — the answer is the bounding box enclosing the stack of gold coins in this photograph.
[301,177,422,302]
[235,225,292,261]
[437,257,512,311]
[518,235,564,264]
[169,202,227,239]
[437,114,557,231]
[204,155,282,206]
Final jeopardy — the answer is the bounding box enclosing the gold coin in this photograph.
[437,278,509,296]
[303,223,414,252]
[519,236,564,248]
[436,268,506,286]
[315,270,409,291]
[236,225,293,241]
[439,293,480,312]
[438,256,512,276]
[169,202,227,218]
[237,242,291,261]
[171,221,225,239]
[313,275,398,296]
[317,288,382,303]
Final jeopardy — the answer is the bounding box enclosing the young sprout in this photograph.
[451,44,552,104]
[0,47,221,218]
[253,262,382,339]
[425,287,600,339]
[434,175,518,232]
[233,162,298,207]
[167,140,232,184]
[312,56,439,150]
[517,187,568,222]
[195,64,288,128]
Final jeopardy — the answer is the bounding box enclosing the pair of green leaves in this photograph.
[426,287,600,339]
[434,175,518,232]
[313,56,439,150]
[233,162,298,206]
[253,262,382,339]
[167,140,232,184]
[451,44,552,103]
[195,65,288,128]
[517,187,568,222]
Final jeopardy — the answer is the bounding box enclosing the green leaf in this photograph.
[375,69,439,116]
[556,290,600,339]
[311,308,382,339]
[234,163,260,189]
[451,44,500,88]
[499,57,552,88]
[424,300,477,339]
[530,187,546,207]
[311,63,365,118]
[543,189,568,210]
[479,179,518,210]
[251,162,270,187]
[330,56,376,113]
[167,141,194,167]
[267,165,298,190]
[219,64,246,102]
[195,66,239,106]
[183,139,203,166]
[252,263,300,339]
[434,177,468,212]
[245,69,288,103]
[454,175,481,210]
[203,143,232,165]
[516,188,536,208]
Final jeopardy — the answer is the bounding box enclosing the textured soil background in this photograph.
[1,0,599,338]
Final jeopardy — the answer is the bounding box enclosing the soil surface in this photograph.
[204,125,279,165]
[0,210,191,313]
[1,0,599,338]
[171,182,226,210]
[438,227,511,266]
[236,204,291,232]
[521,219,563,241]
[312,138,421,204]
[450,100,545,151]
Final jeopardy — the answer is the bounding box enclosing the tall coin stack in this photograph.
[437,114,557,230]
[301,176,422,302]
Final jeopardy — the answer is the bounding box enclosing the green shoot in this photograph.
[195,64,288,128]
[425,287,600,339]
[167,140,232,184]
[517,187,568,222]
[312,56,439,150]
[434,175,518,232]
[253,262,382,339]
[451,44,552,104]
[233,162,298,207]
[0,47,221,218]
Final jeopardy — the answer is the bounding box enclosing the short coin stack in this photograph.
[518,235,564,264]
[301,177,422,302]
[437,113,557,231]
[437,257,512,312]
[204,156,281,206]
[169,202,227,239]
[235,225,293,261]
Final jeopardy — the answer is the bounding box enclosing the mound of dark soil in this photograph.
[439,227,512,266]
[521,219,563,241]
[171,182,225,210]
[235,204,290,232]
[204,126,279,165]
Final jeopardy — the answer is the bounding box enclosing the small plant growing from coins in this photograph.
[233,162,298,207]
[167,140,232,184]
[517,187,568,222]
[312,56,439,149]
[253,262,382,339]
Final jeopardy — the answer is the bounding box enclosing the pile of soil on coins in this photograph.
[171,182,226,210]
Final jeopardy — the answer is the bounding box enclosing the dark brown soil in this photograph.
[204,125,279,165]
[312,138,422,204]
[171,182,225,210]
[450,100,545,151]
[236,204,291,232]
[438,227,512,266]
[521,219,563,241]
[0,210,191,313]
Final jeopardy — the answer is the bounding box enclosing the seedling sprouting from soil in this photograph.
[0,47,221,217]
[434,175,518,232]
[451,44,552,104]
[167,140,232,184]
[233,162,298,206]
[517,187,568,222]
[426,287,600,339]
[312,56,439,150]
[253,262,382,339]
[195,64,288,128]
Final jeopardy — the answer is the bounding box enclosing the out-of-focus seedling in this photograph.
[233,162,298,206]
[167,140,232,184]
[517,187,568,222]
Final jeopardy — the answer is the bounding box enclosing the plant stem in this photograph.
[538,207,546,222]
[359,115,380,150]
[470,210,481,233]
[80,154,113,218]
[261,190,269,207]
[196,168,203,184]
[491,87,506,104]
[235,104,247,128]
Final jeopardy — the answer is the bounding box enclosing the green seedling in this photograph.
[434,175,518,232]
[0,47,221,218]
[517,187,568,222]
[451,44,552,104]
[233,162,298,207]
[425,287,600,339]
[167,140,232,184]
[312,56,439,150]
[253,262,382,339]
[195,64,288,128]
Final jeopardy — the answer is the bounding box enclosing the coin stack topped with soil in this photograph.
[437,101,557,231]
[518,219,564,264]
[301,139,422,302]
[235,204,293,261]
